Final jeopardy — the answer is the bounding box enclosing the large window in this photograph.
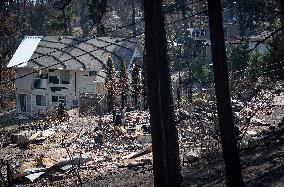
[49,70,70,84]
[33,70,48,89]
[60,70,70,84]
[36,95,46,106]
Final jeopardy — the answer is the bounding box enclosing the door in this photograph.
[18,94,31,113]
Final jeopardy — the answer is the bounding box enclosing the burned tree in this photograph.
[144,0,182,186]
[105,56,116,112]
[118,60,128,108]
[207,0,243,186]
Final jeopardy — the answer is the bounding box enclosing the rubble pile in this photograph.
[234,81,284,146]
[0,110,153,186]
[0,79,284,186]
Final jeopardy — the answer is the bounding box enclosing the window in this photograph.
[33,70,48,89]
[60,70,70,84]
[52,95,58,102]
[49,76,59,84]
[34,79,48,89]
[18,94,31,112]
[89,71,97,76]
[73,99,79,106]
[59,96,66,104]
[52,95,66,105]
[36,95,46,106]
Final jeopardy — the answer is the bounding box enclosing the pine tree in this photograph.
[105,56,116,112]
[131,61,141,109]
[118,60,128,108]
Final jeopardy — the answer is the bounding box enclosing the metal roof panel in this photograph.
[8,36,43,67]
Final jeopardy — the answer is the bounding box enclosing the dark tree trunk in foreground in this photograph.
[144,1,167,185]
[155,1,181,186]
[144,0,181,186]
[207,1,243,186]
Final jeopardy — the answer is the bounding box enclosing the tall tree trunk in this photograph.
[144,0,181,186]
[156,3,181,186]
[144,3,167,186]
[207,0,243,186]
[131,0,136,37]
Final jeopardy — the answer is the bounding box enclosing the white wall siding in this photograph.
[15,68,105,115]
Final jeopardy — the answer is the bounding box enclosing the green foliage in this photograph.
[247,51,265,77]
[227,43,249,73]
[182,49,213,87]
[227,42,267,77]
[105,56,117,112]
[118,61,128,108]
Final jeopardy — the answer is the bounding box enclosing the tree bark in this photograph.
[207,1,243,186]
[144,0,182,186]
[144,1,168,186]
[155,2,182,186]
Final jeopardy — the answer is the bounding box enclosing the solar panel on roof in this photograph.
[8,36,43,68]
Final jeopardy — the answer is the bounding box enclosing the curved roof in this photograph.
[8,36,141,71]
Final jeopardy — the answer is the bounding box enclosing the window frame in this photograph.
[89,71,97,77]
[52,95,66,105]
[36,95,46,106]
[60,70,71,84]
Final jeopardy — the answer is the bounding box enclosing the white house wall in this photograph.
[15,68,33,91]
[15,68,104,116]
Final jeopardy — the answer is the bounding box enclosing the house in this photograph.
[248,31,271,54]
[8,36,143,116]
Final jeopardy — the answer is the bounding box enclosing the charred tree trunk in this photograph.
[207,1,243,186]
[144,1,167,185]
[144,0,181,186]
[155,2,181,186]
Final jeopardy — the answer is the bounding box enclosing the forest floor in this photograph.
[0,78,284,186]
